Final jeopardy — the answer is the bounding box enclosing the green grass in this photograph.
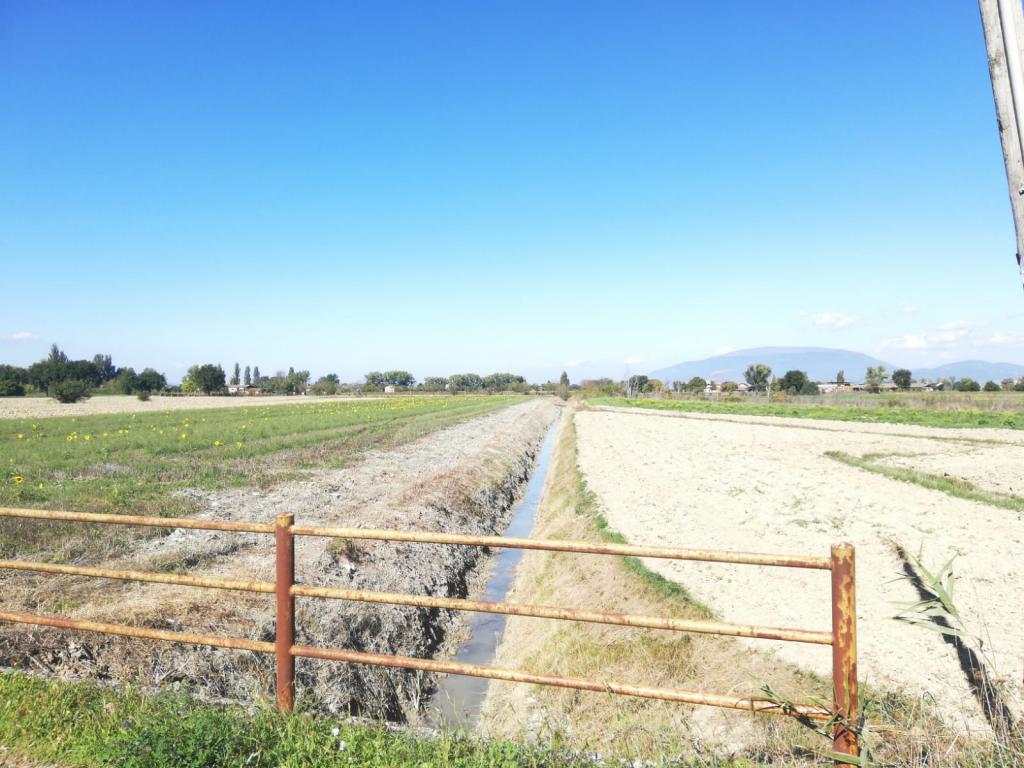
[589,396,1024,430]
[826,451,1024,517]
[0,395,521,557]
[0,671,595,768]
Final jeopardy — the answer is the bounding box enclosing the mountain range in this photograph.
[647,347,1024,384]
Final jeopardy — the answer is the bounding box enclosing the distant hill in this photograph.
[913,360,1024,383]
[649,347,892,384]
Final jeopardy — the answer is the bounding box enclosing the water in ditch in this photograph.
[429,413,561,728]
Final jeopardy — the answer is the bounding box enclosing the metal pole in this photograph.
[275,512,296,712]
[830,544,859,761]
[980,0,1024,287]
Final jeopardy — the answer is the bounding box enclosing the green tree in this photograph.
[800,380,820,395]
[1001,378,1015,391]
[383,370,415,388]
[983,380,1000,392]
[744,364,771,391]
[0,365,28,396]
[625,375,648,397]
[836,370,846,384]
[114,368,139,394]
[422,376,449,392]
[92,354,117,383]
[720,381,738,395]
[310,373,340,395]
[253,366,261,384]
[686,376,707,393]
[865,366,888,393]
[48,344,68,365]
[449,373,483,391]
[364,371,385,390]
[892,369,912,390]
[482,373,525,391]
[191,364,226,394]
[136,368,167,392]
[231,363,241,386]
[244,366,252,386]
[557,371,570,400]
[287,369,310,394]
[954,377,980,392]
[779,370,809,394]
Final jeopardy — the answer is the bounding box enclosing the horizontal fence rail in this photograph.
[0,506,858,761]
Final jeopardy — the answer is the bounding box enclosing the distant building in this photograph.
[384,385,396,394]
[817,382,853,394]
[227,384,262,396]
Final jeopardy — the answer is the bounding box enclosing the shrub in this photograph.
[983,380,1001,392]
[136,390,151,401]
[48,379,91,403]
[0,379,25,397]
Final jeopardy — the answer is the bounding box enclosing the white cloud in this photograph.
[4,331,38,342]
[882,333,931,350]
[882,320,975,350]
[979,331,1024,346]
[813,312,858,329]
[623,356,645,365]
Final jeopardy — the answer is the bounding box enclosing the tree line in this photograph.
[0,344,167,402]
[597,364,1024,399]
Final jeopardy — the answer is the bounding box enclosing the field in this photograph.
[573,404,1023,738]
[591,394,1024,429]
[3,392,1023,766]
[0,396,559,726]
[0,393,390,420]
[479,403,1023,766]
[1,395,520,544]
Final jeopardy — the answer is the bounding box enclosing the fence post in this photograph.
[830,543,858,761]
[275,512,295,712]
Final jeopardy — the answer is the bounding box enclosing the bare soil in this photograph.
[0,399,558,718]
[574,406,1024,735]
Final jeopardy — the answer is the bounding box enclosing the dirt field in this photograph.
[0,399,558,716]
[0,394,384,419]
[575,406,1024,735]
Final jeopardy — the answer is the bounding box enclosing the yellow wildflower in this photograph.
[16,433,24,440]
[84,435,92,441]
[236,441,243,449]
[13,476,23,484]
[180,433,187,439]
[213,440,221,447]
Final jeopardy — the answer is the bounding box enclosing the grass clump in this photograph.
[590,396,1024,430]
[826,451,1024,517]
[0,671,591,767]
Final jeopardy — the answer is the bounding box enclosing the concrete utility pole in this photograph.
[979,0,1024,289]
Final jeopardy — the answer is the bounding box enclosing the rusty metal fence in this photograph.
[0,506,859,760]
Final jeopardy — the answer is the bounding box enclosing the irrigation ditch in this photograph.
[0,399,561,722]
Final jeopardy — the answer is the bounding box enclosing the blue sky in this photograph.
[2,1,1023,383]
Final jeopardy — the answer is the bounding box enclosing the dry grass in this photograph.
[479,407,829,760]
